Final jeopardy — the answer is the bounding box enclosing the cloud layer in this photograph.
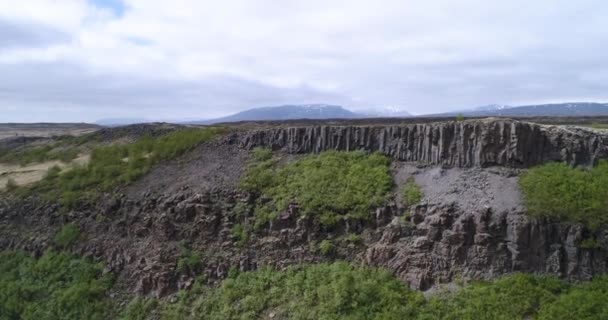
[2,0,608,122]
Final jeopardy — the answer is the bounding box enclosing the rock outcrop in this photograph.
[238,119,608,168]
[2,119,608,297]
[362,203,607,290]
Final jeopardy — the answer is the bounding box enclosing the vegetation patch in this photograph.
[519,161,608,230]
[53,223,81,248]
[588,122,608,130]
[0,145,79,166]
[17,127,226,208]
[0,250,113,320]
[2,251,607,320]
[230,223,249,247]
[318,239,334,255]
[176,243,203,274]
[161,262,425,320]
[422,274,566,320]
[402,176,423,207]
[241,150,393,228]
[120,298,158,320]
[131,263,608,320]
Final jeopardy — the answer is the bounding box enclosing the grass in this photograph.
[519,161,608,230]
[0,250,113,320]
[19,127,226,208]
[402,176,423,207]
[240,150,393,228]
[587,122,608,130]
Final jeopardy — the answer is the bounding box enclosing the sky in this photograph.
[1,0,608,122]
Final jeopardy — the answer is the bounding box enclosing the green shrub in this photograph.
[402,176,423,207]
[54,223,81,248]
[231,223,249,246]
[120,297,158,320]
[519,161,608,230]
[421,274,567,320]
[251,147,273,161]
[537,276,608,320]
[318,239,334,255]
[343,233,362,245]
[241,151,393,227]
[176,245,203,274]
[163,262,425,320]
[456,114,465,122]
[0,250,112,320]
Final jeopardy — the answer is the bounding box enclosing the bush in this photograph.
[163,262,425,320]
[537,276,608,320]
[0,250,113,320]
[519,161,608,230]
[241,151,393,227]
[402,176,423,207]
[120,297,158,320]
[231,223,249,246]
[176,244,203,274]
[421,274,567,320]
[343,233,362,245]
[318,239,334,255]
[54,224,81,248]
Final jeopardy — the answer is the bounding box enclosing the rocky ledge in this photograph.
[238,119,608,168]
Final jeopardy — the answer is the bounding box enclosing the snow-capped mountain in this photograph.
[357,106,412,118]
[472,104,512,111]
[435,102,608,117]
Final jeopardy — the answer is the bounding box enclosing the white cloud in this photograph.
[1,0,608,122]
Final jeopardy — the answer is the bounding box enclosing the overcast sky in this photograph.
[2,0,608,122]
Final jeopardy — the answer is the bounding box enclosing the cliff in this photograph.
[238,119,608,168]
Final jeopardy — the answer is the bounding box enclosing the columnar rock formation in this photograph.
[362,204,607,290]
[239,119,608,168]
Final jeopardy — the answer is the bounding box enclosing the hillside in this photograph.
[1,118,608,319]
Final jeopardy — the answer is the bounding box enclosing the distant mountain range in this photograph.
[438,102,608,117]
[189,104,360,124]
[95,102,608,126]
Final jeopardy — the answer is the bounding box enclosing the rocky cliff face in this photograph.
[238,119,608,168]
[2,120,608,297]
[363,204,607,290]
